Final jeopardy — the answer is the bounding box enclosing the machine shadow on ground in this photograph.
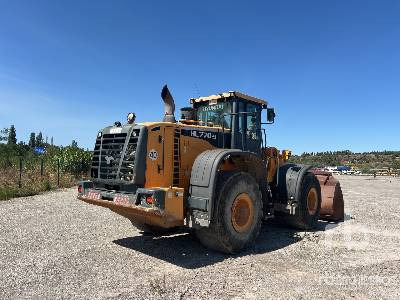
[113,218,344,269]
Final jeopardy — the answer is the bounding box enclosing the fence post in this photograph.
[18,157,22,188]
[57,158,60,187]
[40,158,44,177]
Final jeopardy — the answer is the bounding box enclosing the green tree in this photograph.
[0,128,9,142]
[71,140,78,148]
[7,125,17,145]
[29,132,36,148]
[36,132,43,147]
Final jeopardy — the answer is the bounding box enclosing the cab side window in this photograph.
[237,101,261,152]
[246,103,259,139]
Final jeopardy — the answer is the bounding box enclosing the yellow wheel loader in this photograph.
[78,85,344,254]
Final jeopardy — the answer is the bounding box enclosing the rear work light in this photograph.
[145,195,154,205]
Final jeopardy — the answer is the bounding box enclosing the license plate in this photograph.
[114,194,130,205]
[87,191,101,200]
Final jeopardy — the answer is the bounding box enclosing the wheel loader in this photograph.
[77,85,344,253]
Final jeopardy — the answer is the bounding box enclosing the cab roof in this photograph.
[190,91,268,107]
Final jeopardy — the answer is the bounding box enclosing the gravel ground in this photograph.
[0,175,399,299]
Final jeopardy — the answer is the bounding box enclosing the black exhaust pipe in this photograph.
[161,85,176,123]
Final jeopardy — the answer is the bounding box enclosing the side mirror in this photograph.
[267,108,275,123]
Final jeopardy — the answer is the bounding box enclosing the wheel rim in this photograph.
[307,187,318,215]
[231,193,254,233]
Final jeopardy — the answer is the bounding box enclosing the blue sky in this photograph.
[0,0,399,154]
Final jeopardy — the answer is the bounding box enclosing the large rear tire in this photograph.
[195,172,263,254]
[284,172,322,229]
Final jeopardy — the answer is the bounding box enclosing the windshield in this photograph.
[196,102,232,128]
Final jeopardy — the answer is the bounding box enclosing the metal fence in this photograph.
[0,156,91,189]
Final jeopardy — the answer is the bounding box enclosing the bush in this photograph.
[42,179,52,191]
[0,186,37,201]
[0,143,92,200]
[49,146,92,177]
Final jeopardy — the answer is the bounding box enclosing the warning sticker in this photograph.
[148,149,158,161]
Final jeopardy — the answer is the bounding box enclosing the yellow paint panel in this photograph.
[145,125,175,188]
[263,147,279,183]
[180,135,215,190]
[165,187,185,225]
[143,123,217,191]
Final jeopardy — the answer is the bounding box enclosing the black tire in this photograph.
[130,220,172,236]
[284,172,322,229]
[195,172,263,254]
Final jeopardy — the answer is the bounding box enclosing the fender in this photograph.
[188,149,266,226]
[274,163,313,214]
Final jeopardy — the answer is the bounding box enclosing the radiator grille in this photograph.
[119,129,140,181]
[98,133,126,179]
[90,130,142,181]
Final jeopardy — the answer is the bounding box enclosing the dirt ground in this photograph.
[0,175,399,299]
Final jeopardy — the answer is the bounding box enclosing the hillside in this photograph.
[288,150,400,172]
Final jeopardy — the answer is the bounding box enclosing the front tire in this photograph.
[195,172,263,254]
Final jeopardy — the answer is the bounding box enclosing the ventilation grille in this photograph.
[173,129,181,186]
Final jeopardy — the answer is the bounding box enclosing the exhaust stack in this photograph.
[161,85,176,123]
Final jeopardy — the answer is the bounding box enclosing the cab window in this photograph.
[196,102,232,128]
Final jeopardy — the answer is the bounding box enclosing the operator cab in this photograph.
[187,91,270,154]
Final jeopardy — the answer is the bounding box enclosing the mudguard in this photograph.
[188,149,266,226]
[275,163,313,214]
